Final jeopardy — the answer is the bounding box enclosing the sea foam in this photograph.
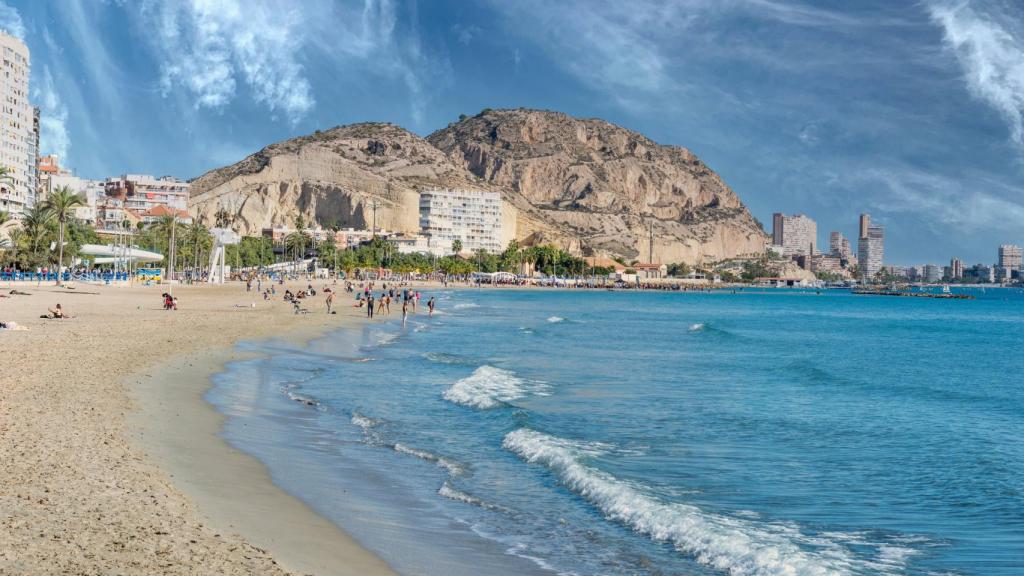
[503,428,913,576]
[443,366,549,409]
[547,316,565,323]
[393,443,465,475]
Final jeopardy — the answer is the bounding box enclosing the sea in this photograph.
[207,287,1023,575]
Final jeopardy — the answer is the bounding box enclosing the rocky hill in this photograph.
[189,110,767,263]
[428,109,766,262]
[189,123,492,237]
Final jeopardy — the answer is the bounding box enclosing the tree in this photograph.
[667,262,691,277]
[42,186,85,282]
[451,238,463,255]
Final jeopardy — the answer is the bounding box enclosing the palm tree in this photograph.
[451,239,463,255]
[153,213,182,281]
[42,186,85,283]
[5,228,23,266]
[21,203,53,258]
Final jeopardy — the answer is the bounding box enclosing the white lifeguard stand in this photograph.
[207,227,241,284]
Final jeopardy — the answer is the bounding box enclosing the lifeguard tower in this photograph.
[207,227,241,284]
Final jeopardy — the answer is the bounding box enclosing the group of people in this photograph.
[355,283,436,323]
[161,293,179,311]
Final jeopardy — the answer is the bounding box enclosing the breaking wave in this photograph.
[439,481,511,512]
[547,316,565,323]
[453,303,480,310]
[502,428,918,576]
[689,323,705,332]
[393,443,465,475]
[443,366,550,409]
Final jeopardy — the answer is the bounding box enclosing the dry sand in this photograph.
[0,279,396,575]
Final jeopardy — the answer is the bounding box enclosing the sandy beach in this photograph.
[0,279,395,575]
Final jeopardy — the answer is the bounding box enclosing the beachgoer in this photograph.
[326,290,335,314]
[377,293,386,314]
[46,304,72,319]
[367,294,375,318]
[428,296,435,317]
[402,299,408,324]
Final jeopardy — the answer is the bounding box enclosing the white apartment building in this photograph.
[0,32,35,216]
[998,244,1022,271]
[104,174,190,214]
[772,213,817,256]
[419,189,503,255]
[858,223,885,279]
[46,172,105,222]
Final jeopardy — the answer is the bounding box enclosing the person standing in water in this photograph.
[367,293,375,318]
[402,299,408,325]
[427,296,435,317]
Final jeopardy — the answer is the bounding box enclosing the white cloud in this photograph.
[141,0,314,122]
[928,0,1024,147]
[36,67,71,162]
[0,0,24,39]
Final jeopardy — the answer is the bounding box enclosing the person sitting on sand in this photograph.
[45,304,73,319]
[0,320,28,330]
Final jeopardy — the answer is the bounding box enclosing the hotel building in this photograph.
[0,32,36,217]
[419,189,504,255]
[857,214,884,280]
[772,213,817,256]
[998,244,1022,271]
[950,257,963,279]
[829,231,853,261]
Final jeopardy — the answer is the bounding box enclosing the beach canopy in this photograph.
[79,244,164,263]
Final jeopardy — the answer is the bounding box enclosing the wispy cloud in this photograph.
[35,66,70,162]
[140,0,315,123]
[0,0,23,39]
[858,163,1024,233]
[928,0,1024,148]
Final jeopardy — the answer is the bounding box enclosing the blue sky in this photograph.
[2,0,1023,265]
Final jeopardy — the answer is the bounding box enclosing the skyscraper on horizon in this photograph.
[0,32,35,217]
[773,213,817,256]
[998,244,1022,271]
[950,257,963,279]
[829,231,853,260]
[857,215,884,280]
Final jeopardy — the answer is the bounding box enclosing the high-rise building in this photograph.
[950,257,963,279]
[419,189,504,255]
[0,32,34,216]
[998,244,1022,271]
[922,264,944,283]
[773,213,816,256]
[829,231,853,260]
[857,218,884,280]
[859,213,870,241]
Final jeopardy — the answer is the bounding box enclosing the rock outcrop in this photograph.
[189,110,767,264]
[427,109,767,263]
[189,123,495,236]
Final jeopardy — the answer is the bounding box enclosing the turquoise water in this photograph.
[208,288,1024,575]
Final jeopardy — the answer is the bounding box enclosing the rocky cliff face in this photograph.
[190,110,767,264]
[427,109,767,263]
[189,123,494,237]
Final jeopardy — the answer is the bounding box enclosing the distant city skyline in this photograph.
[1,0,1023,264]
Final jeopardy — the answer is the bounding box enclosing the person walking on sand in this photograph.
[367,293,375,318]
[377,292,386,315]
[326,290,335,314]
[428,296,435,317]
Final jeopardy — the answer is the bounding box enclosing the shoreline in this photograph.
[128,323,396,576]
[0,280,394,575]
